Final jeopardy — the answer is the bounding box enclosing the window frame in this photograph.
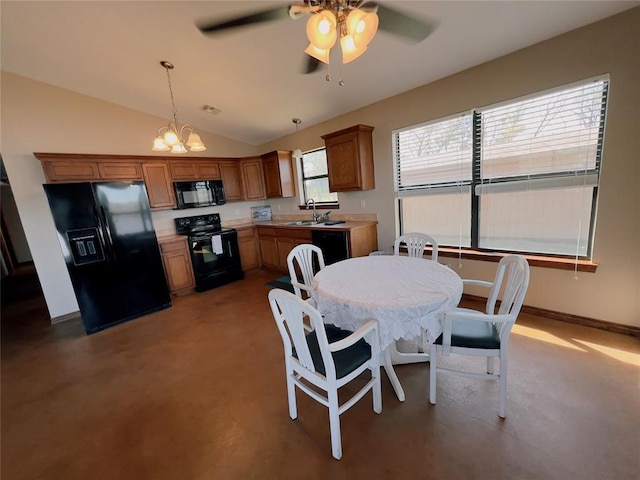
[393,76,609,260]
[299,147,339,207]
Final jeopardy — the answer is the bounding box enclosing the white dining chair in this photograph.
[429,254,530,418]
[394,232,438,261]
[286,243,326,308]
[268,288,382,460]
[391,232,439,363]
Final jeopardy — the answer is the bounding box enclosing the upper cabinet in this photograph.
[218,160,243,202]
[239,157,266,200]
[141,162,176,209]
[169,161,220,181]
[321,124,375,192]
[262,150,295,198]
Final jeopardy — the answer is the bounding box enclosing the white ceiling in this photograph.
[2,1,638,146]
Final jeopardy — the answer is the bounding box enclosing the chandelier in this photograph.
[152,61,206,154]
[303,1,379,67]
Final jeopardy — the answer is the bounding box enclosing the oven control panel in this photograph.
[175,214,222,235]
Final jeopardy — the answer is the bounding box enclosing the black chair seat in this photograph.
[434,318,501,349]
[294,324,372,379]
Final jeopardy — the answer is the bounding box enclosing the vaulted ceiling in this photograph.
[2,1,638,145]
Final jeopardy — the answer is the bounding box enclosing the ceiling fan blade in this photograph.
[301,54,322,74]
[196,6,293,35]
[362,2,437,43]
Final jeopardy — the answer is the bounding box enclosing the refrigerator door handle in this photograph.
[99,206,116,261]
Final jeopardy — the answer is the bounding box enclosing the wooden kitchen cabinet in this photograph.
[258,227,279,271]
[239,157,266,200]
[159,236,195,295]
[237,226,260,271]
[170,161,220,181]
[98,162,143,180]
[257,226,312,273]
[141,162,176,209]
[321,124,375,192]
[41,160,101,182]
[219,161,243,201]
[262,150,295,198]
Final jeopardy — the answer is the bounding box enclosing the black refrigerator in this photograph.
[43,181,171,334]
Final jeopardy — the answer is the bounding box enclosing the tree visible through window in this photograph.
[300,148,338,204]
[394,76,609,258]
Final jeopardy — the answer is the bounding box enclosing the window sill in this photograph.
[435,247,598,273]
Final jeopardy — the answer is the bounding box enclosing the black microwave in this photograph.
[174,180,226,209]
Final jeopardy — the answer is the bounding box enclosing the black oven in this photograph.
[174,180,225,210]
[175,214,243,292]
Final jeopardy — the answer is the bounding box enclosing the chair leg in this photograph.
[328,389,342,460]
[487,356,494,374]
[498,354,507,418]
[429,343,437,405]
[372,362,382,414]
[286,365,297,420]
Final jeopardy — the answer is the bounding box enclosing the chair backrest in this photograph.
[287,244,326,299]
[268,288,335,378]
[485,255,530,336]
[394,233,438,261]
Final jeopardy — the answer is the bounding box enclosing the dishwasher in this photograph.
[311,230,350,265]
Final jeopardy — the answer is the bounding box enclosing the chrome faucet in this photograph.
[306,198,319,222]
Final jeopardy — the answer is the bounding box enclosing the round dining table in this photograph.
[311,255,463,401]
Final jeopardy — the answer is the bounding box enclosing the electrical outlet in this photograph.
[361,200,366,209]
[235,208,239,215]
[278,205,281,211]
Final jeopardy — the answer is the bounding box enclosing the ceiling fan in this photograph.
[196,1,437,77]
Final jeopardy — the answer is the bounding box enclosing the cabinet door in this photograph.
[160,238,195,295]
[237,227,260,271]
[196,162,220,180]
[98,162,143,180]
[42,161,101,182]
[240,157,266,200]
[276,237,296,273]
[263,151,295,198]
[141,162,176,209]
[170,162,198,180]
[219,161,243,201]
[322,124,375,192]
[325,133,362,191]
[258,231,279,271]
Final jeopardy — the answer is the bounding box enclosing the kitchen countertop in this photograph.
[231,220,377,232]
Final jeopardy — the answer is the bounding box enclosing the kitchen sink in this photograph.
[282,221,322,226]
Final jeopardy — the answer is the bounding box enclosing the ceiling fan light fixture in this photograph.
[347,9,378,47]
[306,10,337,50]
[304,43,331,64]
[340,35,367,64]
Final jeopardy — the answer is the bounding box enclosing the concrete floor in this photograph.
[2,267,639,479]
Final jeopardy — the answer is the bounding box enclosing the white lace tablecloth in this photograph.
[311,256,463,350]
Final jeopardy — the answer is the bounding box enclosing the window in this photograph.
[300,148,338,204]
[394,76,609,258]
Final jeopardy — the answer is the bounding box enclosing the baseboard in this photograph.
[462,294,640,338]
[50,311,81,325]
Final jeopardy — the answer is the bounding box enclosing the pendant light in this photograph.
[152,61,206,154]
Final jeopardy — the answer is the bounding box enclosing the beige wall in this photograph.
[2,8,638,327]
[261,8,640,328]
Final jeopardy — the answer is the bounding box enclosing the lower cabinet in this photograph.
[257,227,312,273]
[237,226,260,272]
[159,236,195,295]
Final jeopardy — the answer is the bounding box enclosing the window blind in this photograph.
[394,114,473,197]
[475,78,608,191]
